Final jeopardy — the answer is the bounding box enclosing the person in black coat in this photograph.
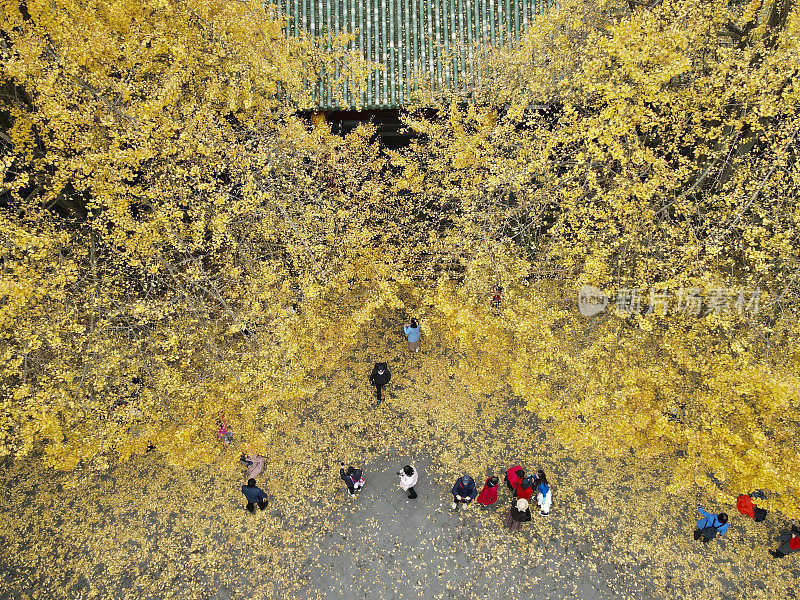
[770,524,800,558]
[451,474,478,510]
[241,478,269,513]
[504,498,532,531]
[340,463,364,497]
[369,362,391,405]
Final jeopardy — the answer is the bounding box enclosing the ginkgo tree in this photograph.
[0,0,381,467]
[399,0,800,512]
[1,0,800,516]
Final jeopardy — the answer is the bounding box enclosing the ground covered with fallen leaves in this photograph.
[1,320,798,600]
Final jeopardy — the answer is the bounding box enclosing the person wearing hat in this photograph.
[398,465,419,500]
[451,474,478,510]
[476,476,500,506]
[241,479,269,513]
[368,362,391,405]
[504,498,532,531]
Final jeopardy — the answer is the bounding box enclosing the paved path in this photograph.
[301,449,645,600]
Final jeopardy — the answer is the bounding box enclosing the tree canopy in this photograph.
[1,0,799,514]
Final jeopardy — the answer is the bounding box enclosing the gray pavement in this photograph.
[299,449,645,600]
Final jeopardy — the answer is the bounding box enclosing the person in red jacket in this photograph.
[476,476,499,506]
[737,492,768,521]
[491,285,503,312]
[516,475,535,501]
[737,494,755,518]
[505,465,524,492]
[770,525,800,558]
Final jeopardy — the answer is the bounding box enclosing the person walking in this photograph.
[340,463,364,498]
[403,318,421,352]
[505,465,524,492]
[535,470,552,516]
[491,284,503,312]
[504,498,531,531]
[240,453,266,479]
[476,476,500,506]
[398,465,419,499]
[241,478,269,513]
[451,474,478,510]
[369,362,391,405]
[770,524,800,558]
[693,507,729,542]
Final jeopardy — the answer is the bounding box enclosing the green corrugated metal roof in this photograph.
[278,0,548,110]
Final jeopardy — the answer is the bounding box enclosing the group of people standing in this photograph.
[460,466,552,532]
[500,465,552,530]
[241,454,796,559]
[363,315,556,532]
[336,461,554,532]
[448,466,551,515]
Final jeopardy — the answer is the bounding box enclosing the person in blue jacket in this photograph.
[403,318,421,352]
[241,478,269,513]
[694,507,729,542]
[451,475,478,510]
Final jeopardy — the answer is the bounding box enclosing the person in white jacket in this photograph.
[535,469,552,516]
[398,465,419,500]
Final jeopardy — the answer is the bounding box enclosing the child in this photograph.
[217,418,233,444]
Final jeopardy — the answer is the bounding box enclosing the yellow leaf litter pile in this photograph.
[0,330,796,600]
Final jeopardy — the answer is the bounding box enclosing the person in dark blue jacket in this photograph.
[451,475,478,510]
[241,478,269,513]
